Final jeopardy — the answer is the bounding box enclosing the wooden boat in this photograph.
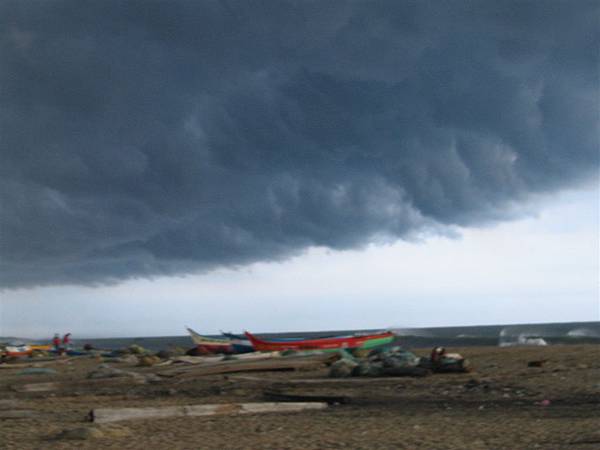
[2,344,32,357]
[244,330,395,351]
[187,328,253,354]
[221,331,310,344]
[30,344,52,352]
[1,342,55,358]
[187,327,234,353]
[219,332,254,353]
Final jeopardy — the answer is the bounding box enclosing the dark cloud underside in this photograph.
[1,0,598,287]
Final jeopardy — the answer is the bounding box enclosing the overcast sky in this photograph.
[0,1,598,338]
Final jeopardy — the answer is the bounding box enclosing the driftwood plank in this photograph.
[90,402,328,423]
[162,353,337,377]
[229,375,408,384]
[11,382,60,392]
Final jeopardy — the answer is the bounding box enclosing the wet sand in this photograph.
[1,345,599,449]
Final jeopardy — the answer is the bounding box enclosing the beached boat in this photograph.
[221,332,310,344]
[219,332,255,353]
[244,330,395,351]
[186,327,253,354]
[30,344,52,352]
[2,344,32,357]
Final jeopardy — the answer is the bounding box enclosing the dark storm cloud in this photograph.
[1,0,598,287]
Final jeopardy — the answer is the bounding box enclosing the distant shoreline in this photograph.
[4,320,598,341]
[5,320,598,351]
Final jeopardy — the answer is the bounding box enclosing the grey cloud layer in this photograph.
[1,0,598,287]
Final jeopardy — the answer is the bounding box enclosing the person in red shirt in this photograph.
[62,333,72,351]
[52,333,61,352]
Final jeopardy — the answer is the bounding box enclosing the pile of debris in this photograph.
[329,346,469,378]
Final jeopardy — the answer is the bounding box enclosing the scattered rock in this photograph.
[137,355,161,367]
[128,344,148,355]
[113,355,139,364]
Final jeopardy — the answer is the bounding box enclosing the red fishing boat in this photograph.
[244,330,395,351]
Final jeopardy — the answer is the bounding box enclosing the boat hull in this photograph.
[187,327,253,354]
[244,331,395,351]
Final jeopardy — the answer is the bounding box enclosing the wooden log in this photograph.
[11,382,59,392]
[171,355,224,365]
[229,375,408,384]
[162,353,337,377]
[90,402,328,423]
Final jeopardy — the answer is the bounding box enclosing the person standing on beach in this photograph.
[62,333,72,351]
[52,333,61,352]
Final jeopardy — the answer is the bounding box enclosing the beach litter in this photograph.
[137,355,161,367]
[329,347,433,378]
[327,346,470,378]
[329,358,358,378]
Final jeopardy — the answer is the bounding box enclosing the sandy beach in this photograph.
[1,344,599,450]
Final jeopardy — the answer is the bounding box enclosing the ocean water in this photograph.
[69,321,600,352]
